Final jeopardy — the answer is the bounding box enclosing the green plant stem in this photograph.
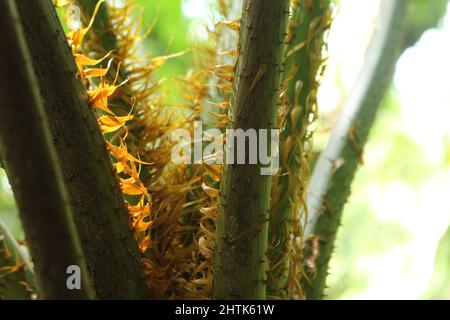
[15,0,146,299]
[213,0,290,300]
[303,0,407,300]
[268,0,331,298]
[0,221,36,300]
[0,0,93,299]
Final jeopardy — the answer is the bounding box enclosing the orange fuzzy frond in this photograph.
[58,0,154,258]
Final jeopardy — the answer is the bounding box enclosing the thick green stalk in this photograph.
[0,0,92,299]
[0,221,36,300]
[303,0,407,300]
[15,0,146,299]
[268,0,331,298]
[213,0,290,300]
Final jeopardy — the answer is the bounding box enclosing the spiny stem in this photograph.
[15,0,146,299]
[0,0,93,299]
[268,0,331,299]
[303,0,407,300]
[213,0,290,300]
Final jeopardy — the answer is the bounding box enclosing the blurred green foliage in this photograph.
[404,0,449,48]
[424,224,450,299]
[136,0,190,77]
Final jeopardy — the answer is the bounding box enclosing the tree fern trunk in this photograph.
[213,0,290,300]
[0,0,92,299]
[15,0,146,299]
[304,0,407,300]
[0,221,36,299]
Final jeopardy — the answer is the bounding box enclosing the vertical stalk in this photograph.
[15,0,146,299]
[304,0,407,300]
[268,0,331,298]
[213,0,290,300]
[0,0,93,299]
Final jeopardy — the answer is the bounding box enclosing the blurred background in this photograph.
[1,0,449,299]
[317,0,450,299]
